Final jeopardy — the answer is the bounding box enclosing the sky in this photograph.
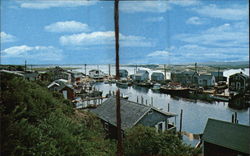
[0,0,249,65]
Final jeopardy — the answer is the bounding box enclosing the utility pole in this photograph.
[84,64,87,76]
[114,0,123,155]
[24,60,27,71]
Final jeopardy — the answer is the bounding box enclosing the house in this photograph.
[171,71,199,85]
[198,74,215,87]
[89,69,106,79]
[40,66,71,82]
[151,72,164,82]
[47,79,69,91]
[23,71,39,81]
[90,97,177,139]
[202,118,250,156]
[229,72,249,92]
[119,69,128,78]
[211,72,227,82]
[133,70,149,82]
[59,85,75,100]
[68,71,84,83]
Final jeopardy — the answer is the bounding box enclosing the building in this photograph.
[151,72,164,82]
[89,69,106,79]
[211,72,227,82]
[198,74,216,87]
[40,66,71,82]
[68,71,84,83]
[202,118,250,156]
[171,71,199,85]
[133,70,149,82]
[59,85,75,100]
[23,71,39,81]
[90,97,177,139]
[119,69,128,78]
[229,72,249,92]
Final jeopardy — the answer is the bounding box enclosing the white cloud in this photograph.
[175,22,249,47]
[1,45,63,61]
[59,31,154,47]
[147,50,170,57]
[45,21,89,33]
[169,0,200,6]
[192,4,248,20]
[120,1,170,13]
[145,16,164,22]
[18,0,96,9]
[1,32,16,43]
[186,16,206,25]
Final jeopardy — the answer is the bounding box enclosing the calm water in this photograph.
[94,83,250,135]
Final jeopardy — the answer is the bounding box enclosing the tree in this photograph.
[124,125,200,156]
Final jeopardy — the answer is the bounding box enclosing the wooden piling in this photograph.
[179,109,183,133]
[168,103,170,112]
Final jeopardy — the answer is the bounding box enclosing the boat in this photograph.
[160,86,190,96]
[116,78,128,88]
[209,95,229,102]
[151,83,161,91]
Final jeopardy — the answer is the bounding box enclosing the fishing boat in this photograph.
[151,83,161,91]
[116,78,128,88]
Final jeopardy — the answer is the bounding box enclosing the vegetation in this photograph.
[0,73,115,156]
[1,73,200,156]
[125,125,200,156]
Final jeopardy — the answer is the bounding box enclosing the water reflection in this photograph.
[132,85,149,93]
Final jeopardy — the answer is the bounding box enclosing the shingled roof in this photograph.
[203,118,250,154]
[90,97,176,130]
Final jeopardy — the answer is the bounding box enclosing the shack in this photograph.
[211,72,227,82]
[119,69,128,78]
[198,74,215,87]
[90,97,177,139]
[133,70,149,82]
[171,71,199,86]
[202,118,250,156]
[151,72,164,82]
[229,72,249,93]
[89,69,105,79]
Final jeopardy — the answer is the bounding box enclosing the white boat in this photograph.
[152,83,161,91]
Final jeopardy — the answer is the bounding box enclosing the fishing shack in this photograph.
[90,97,177,139]
[202,118,250,156]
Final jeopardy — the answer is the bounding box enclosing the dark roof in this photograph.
[203,118,250,154]
[230,72,249,79]
[151,72,164,76]
[90,97,176,130]
[199,74,214,80]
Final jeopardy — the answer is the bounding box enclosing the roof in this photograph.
[151,72,164,76]
[90,97,176,130]
[203,118,250,154]
[211,72,223,77]
[137,70,149,74]
[230,72,249,79]
[199,74,214,80]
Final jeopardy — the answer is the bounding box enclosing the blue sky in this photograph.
[0,0,249,64]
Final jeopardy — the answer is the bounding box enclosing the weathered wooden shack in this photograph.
[171,71,199,86]
[119,69,128,78]
[151,72,164,81]
[198,74,216,87]
[229,72,249,93]
[202,118,250,156]
[89,69,105,79]
[211,72,227,82]
[90,97,177,139]
[133,70,149,82]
